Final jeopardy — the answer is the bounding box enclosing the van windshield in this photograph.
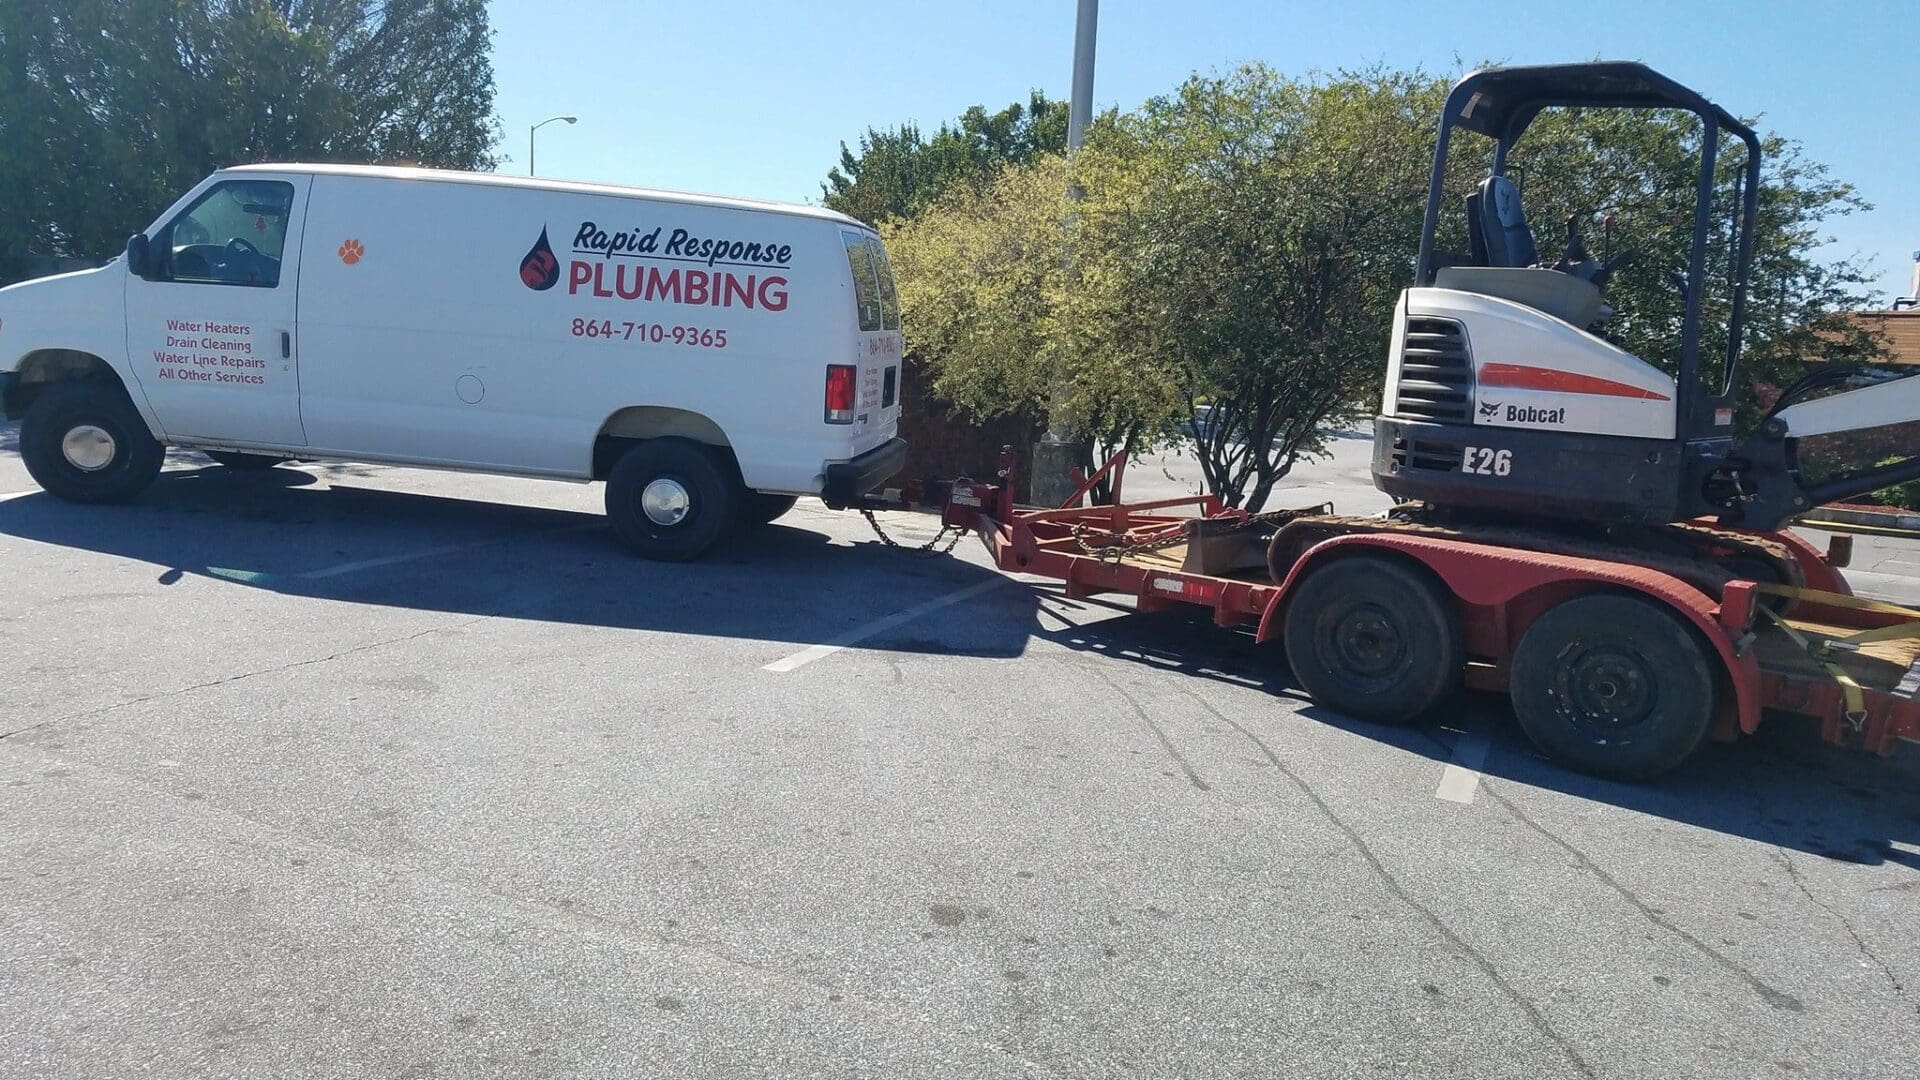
[842,230,882,331]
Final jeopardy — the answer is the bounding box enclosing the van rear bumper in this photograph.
[821,438,908,508]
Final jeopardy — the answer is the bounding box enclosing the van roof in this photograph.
[222,163,872,229]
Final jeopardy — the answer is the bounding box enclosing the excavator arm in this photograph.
[1723,370,1920,530]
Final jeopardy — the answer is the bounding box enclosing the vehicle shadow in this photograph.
[0,465,1038,660]
[1037,602,1920,869]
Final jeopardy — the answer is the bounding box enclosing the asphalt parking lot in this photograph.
[3,423,1917,1079]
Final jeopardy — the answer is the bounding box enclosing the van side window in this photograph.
[869,237,901,331]
[159,180,295,288]
[842,230,882,332]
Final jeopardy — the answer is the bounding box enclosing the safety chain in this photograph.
[1070,520,1188,565]
[1069,505,1324,566]
[859,508,967,556]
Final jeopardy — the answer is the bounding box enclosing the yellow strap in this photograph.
[1756,604,1867,724]
[1830,621,1920,647]
[1750,582,1920,648]
[1751,582,1920,620]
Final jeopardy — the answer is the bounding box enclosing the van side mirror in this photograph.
[124,233,154,279]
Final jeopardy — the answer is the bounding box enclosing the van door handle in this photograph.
[281,331,291,359]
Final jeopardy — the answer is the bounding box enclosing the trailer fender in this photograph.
[1256,534,1762,737]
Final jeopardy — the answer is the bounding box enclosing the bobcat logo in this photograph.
[1478,400,1500,419]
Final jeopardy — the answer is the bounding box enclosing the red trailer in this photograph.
[938,450,1920,779]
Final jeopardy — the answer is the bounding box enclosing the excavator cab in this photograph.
[1374,61,1763,526]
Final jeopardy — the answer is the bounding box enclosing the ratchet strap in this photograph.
[1751,584,1920,731]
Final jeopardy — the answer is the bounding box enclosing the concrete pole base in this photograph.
[1030,436,1090,508]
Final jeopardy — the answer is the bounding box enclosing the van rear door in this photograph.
[840,229,903,449]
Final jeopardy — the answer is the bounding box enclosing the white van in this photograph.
[0,165,907,560]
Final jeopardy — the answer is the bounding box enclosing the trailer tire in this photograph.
[1282,554,1464,723]
[604,438,737,561]
[205,450,284,471]
[1509,593,1715,780]
[19,381,163,504]
[741,492,799,526]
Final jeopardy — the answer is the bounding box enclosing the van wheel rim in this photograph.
[640,478,691,526]
[61,425,117,472]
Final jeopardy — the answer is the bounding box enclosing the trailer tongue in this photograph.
[936,448,1920,780]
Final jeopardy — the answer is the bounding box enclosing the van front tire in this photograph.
[605,439,738,561]
[20,382,164,504]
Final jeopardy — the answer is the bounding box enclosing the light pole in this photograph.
[529,115,577,176]
[1067,0,1097,154]
[1032,0,1098,507]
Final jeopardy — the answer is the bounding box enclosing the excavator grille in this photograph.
[1393,317,1472,422]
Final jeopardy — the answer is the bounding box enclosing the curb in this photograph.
[1804,503,1920,531]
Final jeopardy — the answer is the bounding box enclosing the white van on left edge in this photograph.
[0,164,908,561]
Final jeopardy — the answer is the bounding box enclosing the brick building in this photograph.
[1856,252,1920,365]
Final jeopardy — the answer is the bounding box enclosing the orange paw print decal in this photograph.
[338,239,365,265]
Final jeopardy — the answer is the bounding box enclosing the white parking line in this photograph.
[1435,719,1492,804]
[0,490,34,502]
[763,578,1008,672]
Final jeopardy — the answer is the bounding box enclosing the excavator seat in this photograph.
[1448,174,1603,328]
[1476,176,1540,268]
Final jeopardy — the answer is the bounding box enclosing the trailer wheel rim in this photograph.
[640,478,692,526]
[61,424,117,472]
[1325,601,1406,680]
[1561,647,1655,734]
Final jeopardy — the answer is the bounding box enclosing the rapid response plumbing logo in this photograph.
[519,228,561,290]
[517,222,790,311]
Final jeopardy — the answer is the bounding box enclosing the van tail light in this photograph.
[825,364,857,424]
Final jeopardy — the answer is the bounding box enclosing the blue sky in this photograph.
[489,0,1917,303]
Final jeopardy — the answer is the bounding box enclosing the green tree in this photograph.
[1075,66,1444,510]
[0,0,500,284]
[884,154,1177,464]
[822,91,1069,226]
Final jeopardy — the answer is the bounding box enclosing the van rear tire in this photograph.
[605,438,738,561]
[19,381,164,504]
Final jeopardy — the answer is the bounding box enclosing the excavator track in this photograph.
[1265,509,1806,602]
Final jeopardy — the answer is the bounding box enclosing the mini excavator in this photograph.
[1370,62,1918,582]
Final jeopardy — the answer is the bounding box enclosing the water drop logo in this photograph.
[519,227,560,291]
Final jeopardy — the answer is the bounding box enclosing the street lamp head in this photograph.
[530,115,579,176]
